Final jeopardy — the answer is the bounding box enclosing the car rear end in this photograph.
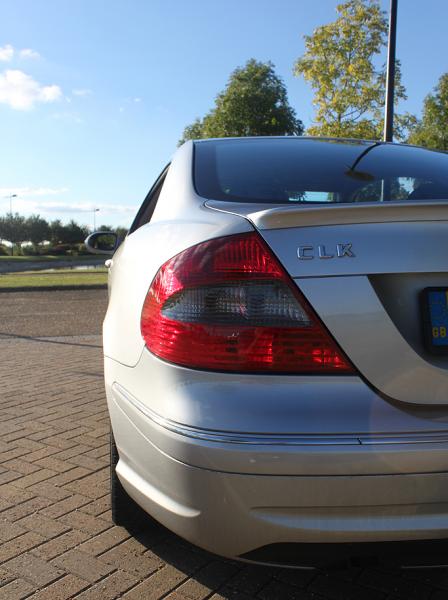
[105,138,448,567]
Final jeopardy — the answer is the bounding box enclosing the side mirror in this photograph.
[84,231,119,256]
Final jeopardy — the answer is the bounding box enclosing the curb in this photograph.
[0,284,108,293]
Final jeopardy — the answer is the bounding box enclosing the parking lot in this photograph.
[0,290,447,599]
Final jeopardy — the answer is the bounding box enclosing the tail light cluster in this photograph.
[141,232,354,373]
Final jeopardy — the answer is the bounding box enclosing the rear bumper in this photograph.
[108,382,448,563]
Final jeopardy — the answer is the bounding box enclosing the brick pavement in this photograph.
[1,290,448,599]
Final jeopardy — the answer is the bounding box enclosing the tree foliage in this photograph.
[60,220,89,244]
[0,214,125,255]
[48,219,86,245]
[294,0,413,140]
[0,213,29,254]
[180,59,303,143]
[408,73,448,151]
[27,214,50,248]
[49,219,65,245]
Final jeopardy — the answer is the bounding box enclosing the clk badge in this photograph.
[297,243,355,260]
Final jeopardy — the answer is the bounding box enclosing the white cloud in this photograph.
[10,199,138,217]
[0,189,136,214]
[33,202,138,214]
[0,69,62,110]
[1,195,137,227]
[0,188,137,226]
[72,88,92,97]
[0,44,14,62]
[19,48,40,59]
[134,97,142,103]
[0,186,69,197]
[39,84,61,102]
[0,45,40,62]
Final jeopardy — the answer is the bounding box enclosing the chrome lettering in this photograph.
[297,245,314,260]
[318,245,334,259]
[298,243,355,260]
[336,243,355,258]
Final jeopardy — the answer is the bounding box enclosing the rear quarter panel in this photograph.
[103,142,253,366]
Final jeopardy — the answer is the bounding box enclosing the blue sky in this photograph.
[1,0,447,228]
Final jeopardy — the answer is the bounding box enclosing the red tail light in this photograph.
[141,232,354,373]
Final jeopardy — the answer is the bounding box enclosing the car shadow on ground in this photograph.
[119,498,448,599]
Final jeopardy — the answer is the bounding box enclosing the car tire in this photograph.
[110,427,155,529]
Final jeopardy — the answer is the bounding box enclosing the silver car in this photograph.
[88,137,448,568]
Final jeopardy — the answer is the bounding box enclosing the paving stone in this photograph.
[100,538,163,578]
[12,469,57,489]
[39,493,91,518]
[0,520,26,543]
[309,572,386,600]
[257,580,319,600]
[77,526,130,556]
[0,496,52,522]
[0,484,35,505]
[16,513,70,539]
[0,532,46,563]
[1,459,40,476]
[3,552,64,587]
[0,579,35,599]
[172,560,243,600]
[121,565,188,599]
[227,565,278,595]
[357,568,432,599]
[0,565,14,586]
[34,456,76,474]
[209,588,257,600]
[31,529,91,561]
[57,509,110,535]
[51,549,115,583]
[26,574,89,599]
[78,494,110,516]
[25,481,71,502]
[72,570,137,599]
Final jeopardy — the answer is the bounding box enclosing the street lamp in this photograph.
[93,208,100,231]
[4,193,17,214]
[383,0,398,142]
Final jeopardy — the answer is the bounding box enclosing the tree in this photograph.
[26,215,50,249]
[408,73,448,151]
[180,119,204,143]
[114,226,128,241]
[49,219,65,245]
[294,0,413,140]
[60,220,89,244]
[0,213,28,255]
[180,59,303,143]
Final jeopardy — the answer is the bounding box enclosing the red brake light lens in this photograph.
[141,232,354,373]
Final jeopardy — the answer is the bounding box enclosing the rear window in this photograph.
[194,138,448,204]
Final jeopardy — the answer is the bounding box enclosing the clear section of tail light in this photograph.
[141,232,355,373]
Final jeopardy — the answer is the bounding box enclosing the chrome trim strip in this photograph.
[359,435,448,445]
[112,383,359,446]
[112,383,448,447]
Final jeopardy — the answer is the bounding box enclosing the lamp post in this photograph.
[3,194,17,255]
[4,193,17,214]
[383,0,398,142]
[93,208,100,231]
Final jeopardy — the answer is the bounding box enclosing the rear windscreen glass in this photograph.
[194,138,448,204]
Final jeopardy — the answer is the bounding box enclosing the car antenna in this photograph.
[345,142,382,181]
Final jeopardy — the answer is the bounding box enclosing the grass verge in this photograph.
[0,269,108,289]
[0,255,101,262]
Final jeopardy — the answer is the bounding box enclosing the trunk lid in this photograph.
[206,199,448,406]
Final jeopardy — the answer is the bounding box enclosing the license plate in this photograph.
[421,288,448,355]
